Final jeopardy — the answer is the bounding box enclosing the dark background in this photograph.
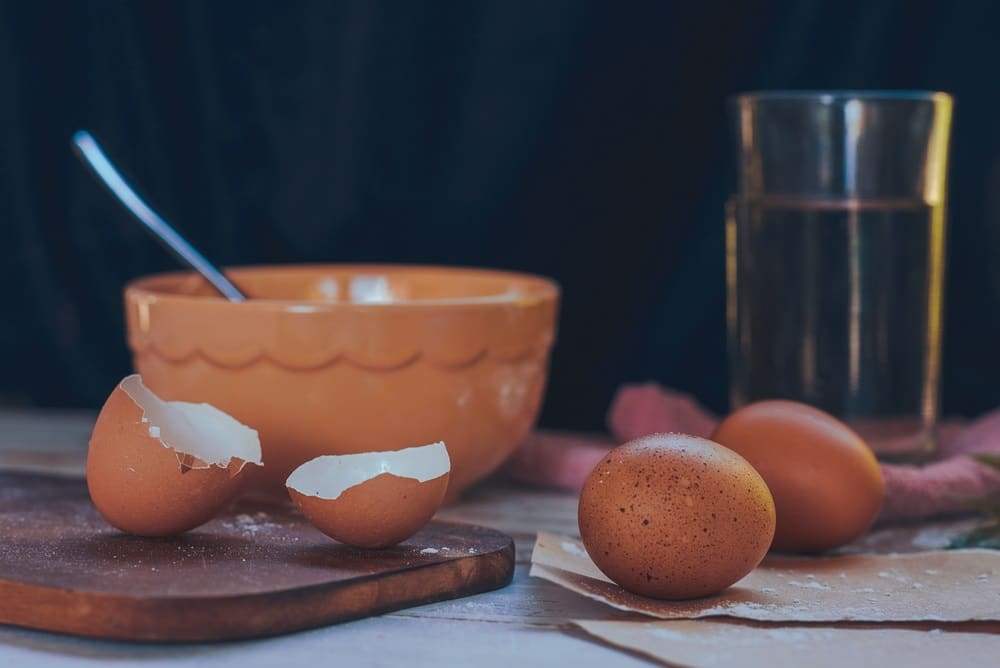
[2,0,999,429]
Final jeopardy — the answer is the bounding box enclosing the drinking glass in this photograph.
[727,91,953,461]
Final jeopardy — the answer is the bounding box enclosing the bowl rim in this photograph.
[125,263,560,311]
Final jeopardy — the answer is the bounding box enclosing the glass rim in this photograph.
[732,90,953,105]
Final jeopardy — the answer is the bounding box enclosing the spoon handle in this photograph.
[71,130,246,302]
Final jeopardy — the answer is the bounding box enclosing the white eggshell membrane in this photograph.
[286,441,450,500]
[119,374,262,469]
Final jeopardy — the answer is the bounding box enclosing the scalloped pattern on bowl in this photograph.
[124,265,560,494]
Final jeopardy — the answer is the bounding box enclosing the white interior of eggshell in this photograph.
[119,375,262,469]
[286,441,450,500]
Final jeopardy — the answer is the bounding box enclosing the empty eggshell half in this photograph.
[87,374,262,536]
[286,442,451,548]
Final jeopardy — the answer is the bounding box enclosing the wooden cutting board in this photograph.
[0,473,514,642]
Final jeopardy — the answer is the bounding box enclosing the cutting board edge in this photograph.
[0,536,515,642]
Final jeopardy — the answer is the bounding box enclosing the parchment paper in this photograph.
[531,531,1000,622]
[573,619,1000,668]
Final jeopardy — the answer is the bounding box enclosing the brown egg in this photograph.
[578,433,775,600]
[286,442,450,548]
[711,400,885,553]
[87,375,262,536]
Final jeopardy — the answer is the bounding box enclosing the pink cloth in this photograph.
[505,383,1000,524]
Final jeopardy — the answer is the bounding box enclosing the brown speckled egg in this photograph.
[711,400,885,554]
[578,433,775,600]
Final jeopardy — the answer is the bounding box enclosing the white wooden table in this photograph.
[0,410,981,668]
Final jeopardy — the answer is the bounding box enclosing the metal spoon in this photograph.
[71,130,247,301]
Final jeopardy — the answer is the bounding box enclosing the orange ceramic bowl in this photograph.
[124,265,559,496]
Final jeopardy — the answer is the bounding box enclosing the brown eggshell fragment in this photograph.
[86,375,262,537]
[711,400,885,554]
[578,433,776,600]
[286,442,450,549]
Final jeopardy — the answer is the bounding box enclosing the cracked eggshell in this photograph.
[287,442,450,549]
[86,375,262,537]
[578,433,776,600]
